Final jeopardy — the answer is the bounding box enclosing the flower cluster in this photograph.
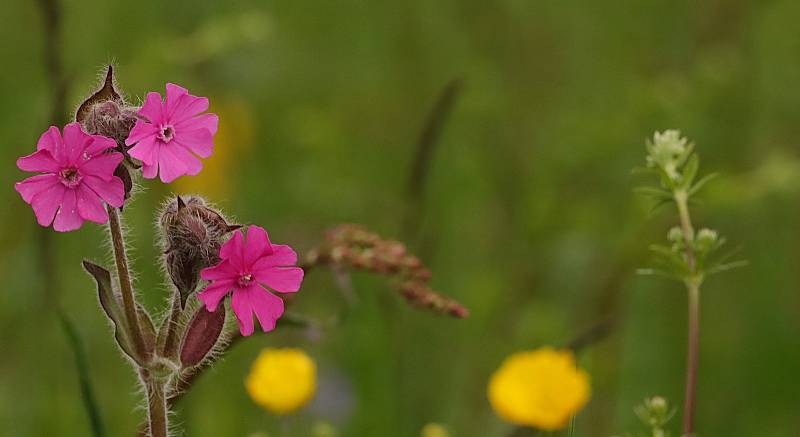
[305,224,468,318]
[14,123,124,231]
[199,225,304,336]
[638,130,746,282]
[16,69,218,229]
[16,67,303,337]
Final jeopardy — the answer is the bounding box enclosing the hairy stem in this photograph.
[107,205,147,360]
[675,190,700,435]
[145,377,168,437]
[160,293,183,359]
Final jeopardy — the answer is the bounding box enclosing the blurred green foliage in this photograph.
[1,0,799,436]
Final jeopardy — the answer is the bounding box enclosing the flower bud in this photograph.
[76,66,139,200]
[634,396,675,428]
[160,195,240,306]
[82,100,138,150]
[646,129,690,181]
[667,226,684,243]
[180,305,226,367]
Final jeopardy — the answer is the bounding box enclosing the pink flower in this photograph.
[125,83,218,183]
[199,225,304,336]
[14,123,125,232]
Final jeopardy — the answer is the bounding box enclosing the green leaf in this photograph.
[633,186,673,200]
[707,260,749,275]
[675,142,695,168]
[681,154,699,189]
[688,173,718,197]
[138,304,157,354]
[82,260,141,365]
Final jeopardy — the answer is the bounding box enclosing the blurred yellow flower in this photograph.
[245,348,317,415]
[420,423,450,437]
[487,347,590,430]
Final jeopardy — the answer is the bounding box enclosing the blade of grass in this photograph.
[59,311,105,437]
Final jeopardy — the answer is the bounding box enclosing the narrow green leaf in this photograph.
[688,173,719,197]
[681,154,699,189]
[138,304,157,354]
[82,260,140,364]
[634,186,673,199]
[708,260,749,275]
[58,311,105,437]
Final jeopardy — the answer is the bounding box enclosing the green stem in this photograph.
[682,282,700,435]
[145,377,168,437]
[675,190,700,435]
[675,191,695,270]
[107,206,147,360]
[160,292,183,359]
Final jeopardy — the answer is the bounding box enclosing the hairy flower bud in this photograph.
[76,66,140,200]
[160,195,240,306]
[82,100,138,150]
[180,304,226,367]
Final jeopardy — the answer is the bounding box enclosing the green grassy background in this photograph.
[1,0,799,435]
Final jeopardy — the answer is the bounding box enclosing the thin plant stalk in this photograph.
[160,293,183,358]
[683,282,700,435]
[675,191,700,435]
[145,377,168,437]
[107,205,148,360]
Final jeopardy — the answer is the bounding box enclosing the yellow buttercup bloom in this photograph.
[245,348,317,415]
[420,423,450,437]
[488,347,590,430]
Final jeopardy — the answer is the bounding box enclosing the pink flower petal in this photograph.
[251,244,298,272]
[166,86,209,123]
[84,135,117,157]
[176,113,219,135]
[174,128,214,158]
[76,185,109,224]
[167,144,203,176]
[165,83,189,116]
[53,188,82,232]
[125,119,159,146]
[62,123,92,165]
[29,183,66,226]
[128,136,159,166]
[142,162,158,179]
[16,149,60,173]
[154,145,187,183]
[249,287,285,332]
[200,260,238,281]
[198,280,235,312]
[244,225,271,266]
[15,174,60,203]
[231,287,255,336]
[256,267,304,294]
[79,152,123,180]
[138,92,164,124]
[220,230,245,263]
[37,126,62,154]
[83,175,124,208]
